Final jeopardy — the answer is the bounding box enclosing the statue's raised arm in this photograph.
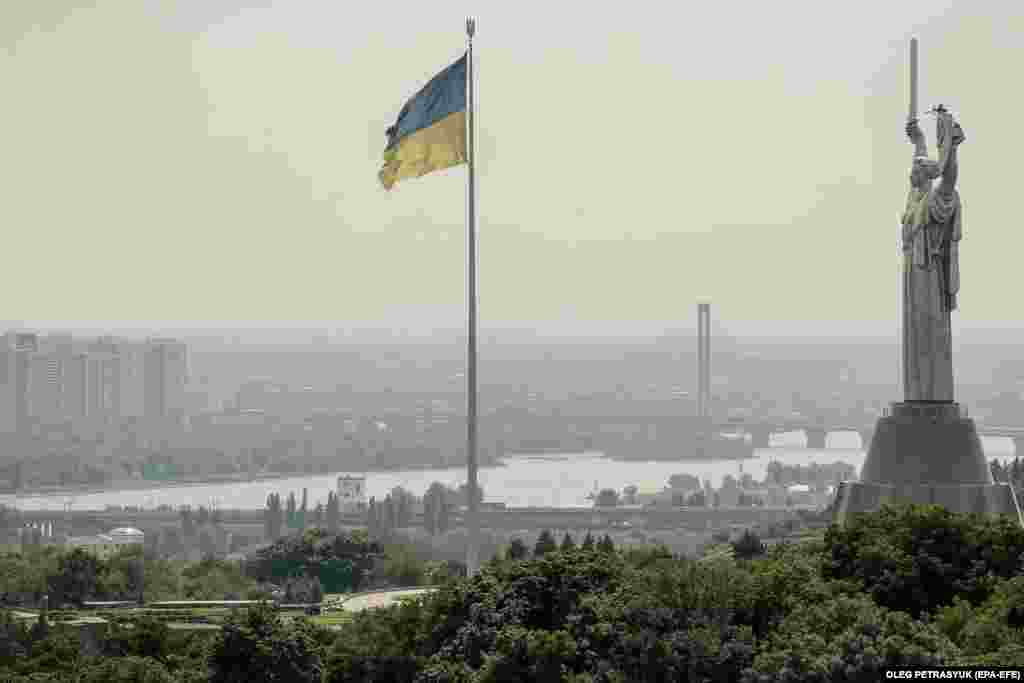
[935,108,966,196]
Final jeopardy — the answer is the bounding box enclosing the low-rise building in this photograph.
[107,527,145,547]
[337,475,367,514]
[66,526,144,559]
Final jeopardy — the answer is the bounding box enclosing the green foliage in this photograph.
[8,504,1024,681]
[48,547,101,606]
[382,544,425,587]
[937,575,1024,666]
[247,529,379,594]
[732,529,768,560]
[824,503,1024,616]
[533,530,557,558]
[506,537,528,561]
[560,532,576,552]
[208,602,323,682]
[12,628,81,677]
[181,556,255,600]
[745,594,959,682]
[284,575,324,603]
[76,655,179,682]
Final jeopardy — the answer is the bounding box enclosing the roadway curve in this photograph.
[340,587,436,613]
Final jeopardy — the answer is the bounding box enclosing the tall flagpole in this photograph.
[465,17,480,577]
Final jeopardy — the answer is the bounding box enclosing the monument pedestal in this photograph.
[834,402,1023,524]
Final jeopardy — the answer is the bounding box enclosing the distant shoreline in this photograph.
[11,450,772,502]
[11,459,507,500]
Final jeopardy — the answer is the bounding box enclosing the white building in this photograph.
[107,527,145,547]
[66,527,144,559]
[337,475,367,514]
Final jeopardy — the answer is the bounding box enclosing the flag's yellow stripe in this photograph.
[379,110,467,190]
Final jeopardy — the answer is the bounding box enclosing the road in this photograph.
[341,588,436,613]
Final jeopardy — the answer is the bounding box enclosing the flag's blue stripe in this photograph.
[385,54,466,152]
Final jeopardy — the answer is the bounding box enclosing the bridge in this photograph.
[713,418,1024,454]
[689,302,1024,455]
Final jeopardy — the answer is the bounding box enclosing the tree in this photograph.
[123,615,170,661]
[507,538,528,561]
[284,576,324,604]
[381,495,394,535]
[208,603,323,682]
[423,487,437,536]
[367,497,378,539]
[622,484,639,505]
[300,488,309,530]
[560,532,576,552]
[264,493,283,541]
[29,609,49,643]
[454,482,484,507]
[534,530,557,558]
[49,548,100,606]
[686,490,706,507]
[179,506,194,539]
[326,492,340,534]
[424,482,450,536]
[731,529,767,560]
[287,492,298,530]
[199,529,217,558]
[824,503,1024,618]
[598,534,615,554]
[314,503,325,529]
[581,532,595,551]
[161,528,184,559]
[76,656,178,683]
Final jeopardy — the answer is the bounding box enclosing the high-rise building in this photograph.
[144,338,188,426]
[117,341,145,419]
[0,332,38,434]
[0,342,15,433]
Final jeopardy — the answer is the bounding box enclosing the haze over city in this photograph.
[6,2,1024,678]
[3,1,1023,337]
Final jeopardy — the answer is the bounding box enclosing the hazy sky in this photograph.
[3,1,1022,337]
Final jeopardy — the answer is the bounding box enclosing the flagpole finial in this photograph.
[466,18,476,39]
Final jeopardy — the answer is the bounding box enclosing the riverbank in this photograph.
[606,453,758,463]
[13,459,507,501]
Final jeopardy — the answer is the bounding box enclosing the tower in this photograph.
[696,303,711,420]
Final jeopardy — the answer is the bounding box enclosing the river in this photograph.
[6,433,1018,512]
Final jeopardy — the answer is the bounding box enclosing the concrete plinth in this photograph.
[834,481,1021,522]
[834,402,1023,525]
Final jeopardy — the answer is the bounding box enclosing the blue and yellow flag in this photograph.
[379,54,467,190]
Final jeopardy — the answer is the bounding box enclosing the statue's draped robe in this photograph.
[902,185,962,402]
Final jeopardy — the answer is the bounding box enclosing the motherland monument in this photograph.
[833,38,1023,524]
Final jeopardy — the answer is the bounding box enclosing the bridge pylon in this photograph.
[748,426,772,449]
[805,427,828,450]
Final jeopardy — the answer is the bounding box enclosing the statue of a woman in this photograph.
[902,109,966,402]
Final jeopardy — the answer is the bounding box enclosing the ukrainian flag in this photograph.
[379,54,468,190]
